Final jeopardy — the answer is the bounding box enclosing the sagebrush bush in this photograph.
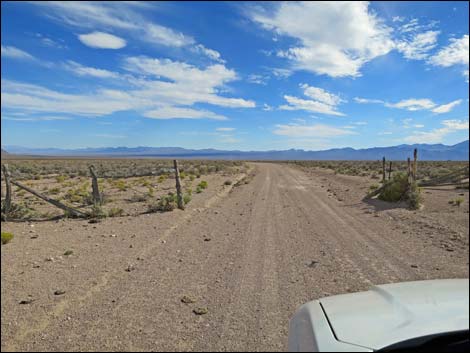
[378,172,409,202]
[148,193,177,212]
[183,194,191,205]
[378,172,422,209]
[108,207,124,217]
[198,180,208,189]
[1,232,14,245]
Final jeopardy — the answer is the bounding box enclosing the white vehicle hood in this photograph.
[319,279,469,350]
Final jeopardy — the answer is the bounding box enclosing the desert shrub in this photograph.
[88,205,107,219]
[454,197,464,207]
[56,175,67,183]
[378,172,409,202]
[108,207,124,217]
[189,175,196,181]
[183,193,192,205]
[224,180,232,186]
[196,186,203,193]
[148,193,177,213]
[369,184,380,192]
[49,187,61,195]
[1,232,14,245]
[3,202,36,219]
[407,183,422,210]
[198,180,208,189]
[64,250,73,256]
[180,171,186,179]
[378,172,422,209]
[157,174,168,183]
[114,180,128,191]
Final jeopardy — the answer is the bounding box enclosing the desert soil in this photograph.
[1,162,468,352]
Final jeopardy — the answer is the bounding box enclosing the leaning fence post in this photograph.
[89,165,102,206]
[413,148,418,181]
[388,161,392,180]
[382,157,386,183]
[173,160,184,210]
[2,164,12,220]
[10,180,87,218]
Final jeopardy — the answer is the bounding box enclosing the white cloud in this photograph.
[78,32,126,49]
[431,99,462,114]
[191,44,224,63]
[249,1,394,77]
[29,1,200,50]
[354,97,385,104]
[64,61,119,78]
[1,45,35,60]
[405,119,469,143]
[143,107,227,120]
[216,127,236,132]
[279,84,345,116]
[386,98,436,111]
[429,35,469,67]
[273,122,356,138]
[359,97,462,114]
[428,34,469,81]
[144,23,194,47]
[300,84,345,106]
[378,131,393,135]
[122,56,255,108]
[247,74,269,85]
[396,30,439,60]
[1,55,255,120]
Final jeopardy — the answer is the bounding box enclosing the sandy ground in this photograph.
[1,163,468,352]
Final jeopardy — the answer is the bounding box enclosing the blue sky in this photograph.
[1,1,469,151]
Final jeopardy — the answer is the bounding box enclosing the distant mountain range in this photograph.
[2,140,469,161]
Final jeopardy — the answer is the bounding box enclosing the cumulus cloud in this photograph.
[78,32,126,49]
[279,84,345,116]
[249,1,394,77]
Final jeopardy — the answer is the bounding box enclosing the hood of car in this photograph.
[319,279,469,351]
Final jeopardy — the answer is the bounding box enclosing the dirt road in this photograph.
[2,163,468,351]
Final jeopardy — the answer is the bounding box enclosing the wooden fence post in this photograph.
[2,164,12,220]
[407,157,412,185]
[173,160,184,210]
[413,148,418,181]
[382,157,386,183]
[89,165,102,206]
[388,161,392,180]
